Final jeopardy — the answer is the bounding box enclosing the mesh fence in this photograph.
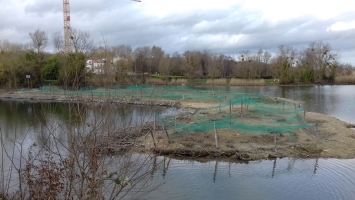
[21,85,309,134]
[156,96,308,134]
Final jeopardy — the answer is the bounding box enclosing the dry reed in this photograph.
[171,78,188,85]
[334,75,355,84]
[145,78,165,85]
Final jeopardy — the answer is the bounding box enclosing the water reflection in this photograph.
[148,157,355,200]
[0,99,174,141]
[1,85,355,199]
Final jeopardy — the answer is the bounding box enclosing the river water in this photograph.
[1,85,355,199]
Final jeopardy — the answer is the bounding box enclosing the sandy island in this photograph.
[1,89,355,161]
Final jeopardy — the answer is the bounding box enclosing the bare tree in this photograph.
[302,42,339,83]
[1,102,163,199]
[69,29,93,56]
[28,29,49,86]
[183,51,203,79]
[52,32,64,54]
[158,54,172,84]
[169,52,184,76]
[52,29,93,89]
[133,46,151,83]
[0,40,26,88]
[29,29,48,54]
[149,46,164,74]
[238,50,253,79]
[262,50,272,64]
[270,45,297,83]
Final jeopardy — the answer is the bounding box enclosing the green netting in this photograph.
[149,86,309,134]
[22,85,310,134]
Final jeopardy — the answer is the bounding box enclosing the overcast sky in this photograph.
[1,0,355,64]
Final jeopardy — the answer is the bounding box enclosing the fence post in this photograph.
[153,113,156,135]
[214,122,219,149]
[241,99,243,118]
[274,128,277,152]
[316,123,319,145]
[174,111,177,126]
[150,130,157,148]
[163,125,171,143]
[229,99,232,124]
[304,110,306,122]
[219,100,221,112]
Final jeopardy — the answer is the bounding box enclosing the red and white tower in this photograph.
[63,0,71,53]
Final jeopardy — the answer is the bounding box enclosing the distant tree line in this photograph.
[0,28,353,89]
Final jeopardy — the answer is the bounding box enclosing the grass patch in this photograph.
[264,78,279,85]
[150,75,185,80]
[206,78,228,85]
[42,79,59,85]
[229,78,265,86]
[187,79,207,85]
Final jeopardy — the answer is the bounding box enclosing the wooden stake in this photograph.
[274,128,277,152]
[153,114,156,134]
[229,99,232,124]
[150,130,156,148]
[163,125,171,143]
[241,99,243,118]
[219,100,221,112]
[316,123,319,144]
[214,122,219,149]
[304,110,306,122]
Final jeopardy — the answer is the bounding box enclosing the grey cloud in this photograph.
[25,1,61,16]
[1,0,355,64]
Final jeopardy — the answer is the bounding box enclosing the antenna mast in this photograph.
[63,0,71,53]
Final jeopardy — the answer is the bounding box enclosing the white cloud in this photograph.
[142,0,243,18]
[243,0,355,23]
[327,21,355,32]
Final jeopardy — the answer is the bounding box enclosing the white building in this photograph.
[86,59,105,74]
[86,56,125,74]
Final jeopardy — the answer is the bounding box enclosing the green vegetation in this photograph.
[41,55,60,80]
[1,30,354,89]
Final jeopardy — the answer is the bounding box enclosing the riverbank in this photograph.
[1,89,354,161]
